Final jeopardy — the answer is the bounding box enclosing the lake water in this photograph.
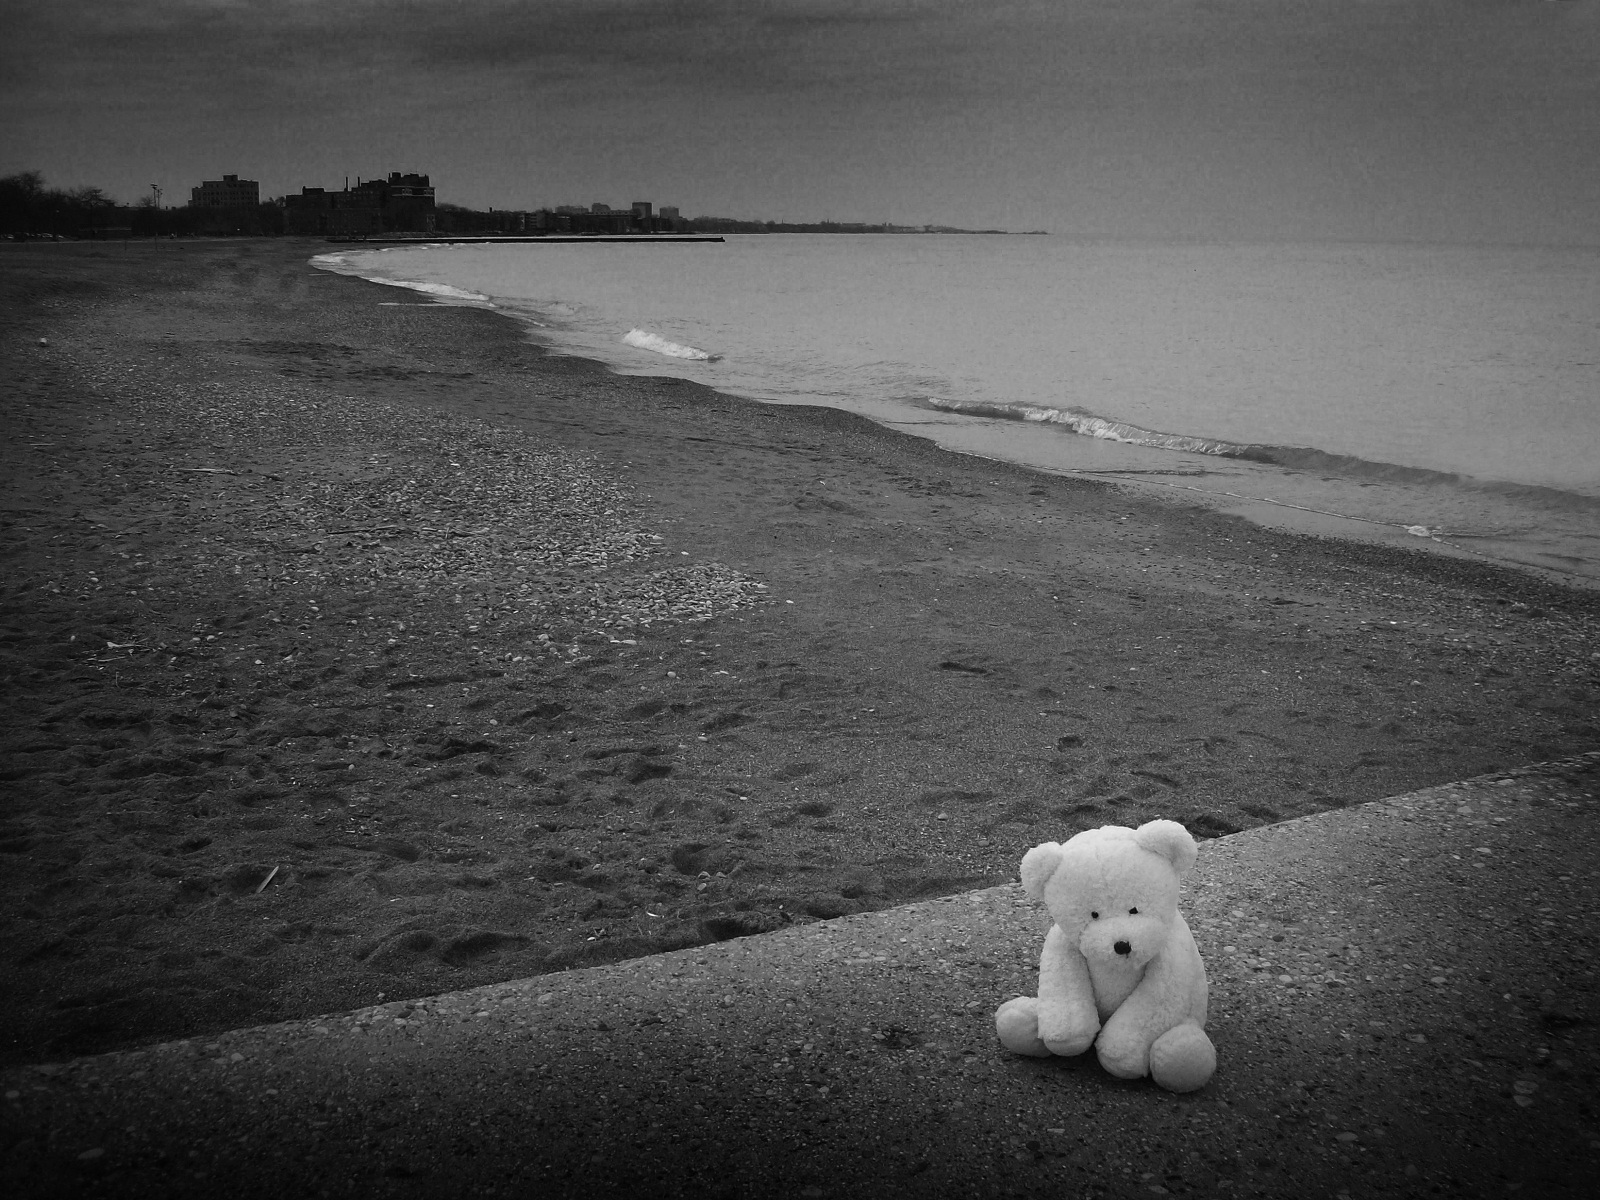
[314,236,1600,586]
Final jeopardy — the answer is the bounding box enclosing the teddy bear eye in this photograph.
[1129,907,1139,915]
[1089,911,1099,920]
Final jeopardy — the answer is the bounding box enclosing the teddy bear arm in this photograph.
[1036,924,1100,1054]
[1115,941,1203,1022]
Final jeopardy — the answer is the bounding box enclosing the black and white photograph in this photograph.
[2,2,1597,1196]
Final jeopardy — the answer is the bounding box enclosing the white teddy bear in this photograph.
[995,819,1217,1092]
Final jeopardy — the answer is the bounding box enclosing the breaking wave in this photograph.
[623,328,717,361]
[924,397,1600,514]
[929,399,1271,460]
[361,277,493,304]
[308,253,494,304]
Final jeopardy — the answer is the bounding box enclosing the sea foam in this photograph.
[623,328,716,361]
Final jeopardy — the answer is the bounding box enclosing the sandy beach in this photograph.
[2,238,1597,1068]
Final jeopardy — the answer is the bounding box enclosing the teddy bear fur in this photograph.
[995,819,1216,1092]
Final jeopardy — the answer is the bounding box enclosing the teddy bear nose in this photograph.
[1114,940,1132,956]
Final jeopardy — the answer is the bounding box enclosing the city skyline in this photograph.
[4,1,1599,244]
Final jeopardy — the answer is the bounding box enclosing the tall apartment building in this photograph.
[189,175,260,208]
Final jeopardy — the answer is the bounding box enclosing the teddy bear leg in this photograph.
[1094,1033,1149,1080]
[994,996,1052,1057]
[1149,1023,1216,1093]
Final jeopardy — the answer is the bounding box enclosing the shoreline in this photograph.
[461,274,1598,607]
[2,239,1597,1066]
[318,237,1600,590]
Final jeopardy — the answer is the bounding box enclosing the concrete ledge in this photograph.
[4,754,1596,1199]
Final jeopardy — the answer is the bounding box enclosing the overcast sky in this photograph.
[4,0,1598,242]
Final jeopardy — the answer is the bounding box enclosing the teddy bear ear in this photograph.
[1133,819,1199,876]
[1019,842,1065,900]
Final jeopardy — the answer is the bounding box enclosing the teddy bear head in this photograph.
[1019,820,1197,970]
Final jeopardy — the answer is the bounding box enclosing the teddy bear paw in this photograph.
[1149,1023,1216,1093]
[994,996,1053,1057]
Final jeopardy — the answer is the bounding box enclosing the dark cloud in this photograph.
[14,1,1590,121]
[2,1,955,103]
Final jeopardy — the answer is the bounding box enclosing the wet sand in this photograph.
[2,239,1596,1066]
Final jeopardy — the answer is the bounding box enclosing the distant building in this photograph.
[283,172,435,235]
[283,186,380,235]
[189,175,259,208]
[364,173,435,232]
[535,200,684,235]
[434,206,534,235]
